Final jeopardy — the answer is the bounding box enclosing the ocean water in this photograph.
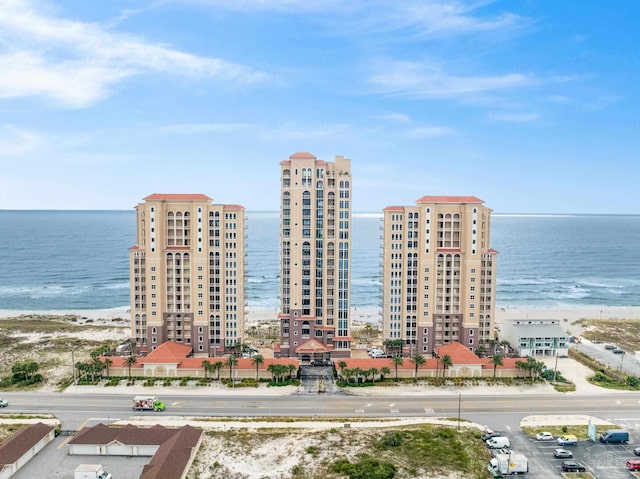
[0,210,638,311]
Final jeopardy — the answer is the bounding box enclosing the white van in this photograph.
[486,436,511,449]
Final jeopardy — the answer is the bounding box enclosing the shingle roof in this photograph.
[69,424,203,479]
[0,423,56,467]
[140,426,202,479]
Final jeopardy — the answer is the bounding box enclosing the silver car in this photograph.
[0,398,8,407]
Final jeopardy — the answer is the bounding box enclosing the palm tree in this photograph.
[287,363,297,380]
[500,340,511,357]
[267,363,278,382]
[225,354,238,386]
[491,354,503,378]
[202,360,211,379]
[368,367,379,383]
[391,356,404,381]
[251,354,264,381]
[352,367,364,383]
[212,360,224,380]
[343,368,355,383]
[380,366,391,381]
[440,354,453,378]
[410,354,426,382]
[124,355,137,380]
[104,358,113,378]
[338,360,347,377]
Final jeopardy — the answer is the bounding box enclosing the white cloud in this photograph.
[0,0,266,108]
[370,60,536,99]
[376,113,412,123]
[160,123,255,134]
[405,125,453,138]
[0,124,42,156]
[487,112,540,123]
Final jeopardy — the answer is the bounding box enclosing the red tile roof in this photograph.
[142,342,193,364]
[416,195,484,204]
[289,152,317,159]
[435,342,483,365]
[143,193,213,202]
[295,339,332,354]
[383,206,406,211]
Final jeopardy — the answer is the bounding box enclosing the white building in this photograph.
[499,319,568,357]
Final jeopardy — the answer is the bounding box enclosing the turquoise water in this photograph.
[0,210,638,310]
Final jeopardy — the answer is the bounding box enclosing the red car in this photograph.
[627,459,640,471]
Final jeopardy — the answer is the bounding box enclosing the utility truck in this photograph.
[132,395,165,411]
[74,464,112,479]
[488,452,528,476]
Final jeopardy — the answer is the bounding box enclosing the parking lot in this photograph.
[489,421,640,478]
[573,340,640,378]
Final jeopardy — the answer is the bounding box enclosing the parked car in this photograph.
[554,448,573,458]
[481,431,502,442]
[612,349,625,354]
[486,436,511,449]
[561,461,586,472]
[556,435,578,446]
[535,431,554,441]
[627,459,640,471]
[0,398,7,407]
[604,344,616,350]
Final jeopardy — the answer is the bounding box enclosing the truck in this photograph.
[74,464,112,479]
[488,452,528,475]
[132,395,165,411]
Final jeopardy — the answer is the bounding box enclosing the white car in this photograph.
[0,398,8,407]
[536,431,554,441]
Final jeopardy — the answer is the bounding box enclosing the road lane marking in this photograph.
[390,409,399,414]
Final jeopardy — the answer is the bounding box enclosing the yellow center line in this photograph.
[57,417,91,449]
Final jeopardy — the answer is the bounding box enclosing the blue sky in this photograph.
[1,0,638,214]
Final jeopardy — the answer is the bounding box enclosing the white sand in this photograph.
[2,304,637,324]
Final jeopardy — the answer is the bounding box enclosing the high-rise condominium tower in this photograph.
[129,194,245,355]
[382,196,497,355]
[277,152,352,359]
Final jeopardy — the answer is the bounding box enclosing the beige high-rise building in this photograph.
[382,196,497,355]
[129,193,245,356]
[277,152,352,359]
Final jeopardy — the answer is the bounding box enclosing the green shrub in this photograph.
[329,454,396,479]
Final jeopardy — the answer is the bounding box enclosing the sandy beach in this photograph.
[1,304,639,325]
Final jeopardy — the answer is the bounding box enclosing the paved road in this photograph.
[4,390,640,424]
[573,339,640,377]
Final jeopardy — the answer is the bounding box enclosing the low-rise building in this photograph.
[499,319,568,357]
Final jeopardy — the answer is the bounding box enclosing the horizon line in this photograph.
[1,209,639,217]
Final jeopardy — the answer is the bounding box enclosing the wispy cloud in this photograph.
[0,0,267,108]
[160,123,255,134]
[0,124,42,156]
[370,60,536,100]
[175,0,526,38]
[382,1,525,38]
[487,112,540,123]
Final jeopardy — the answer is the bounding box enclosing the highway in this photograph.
[3,391,640,427]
